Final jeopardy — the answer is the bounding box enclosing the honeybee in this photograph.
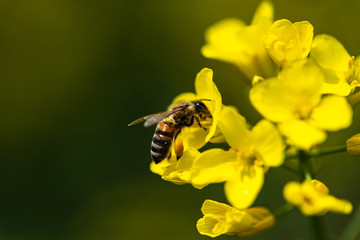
[128,100,212,164]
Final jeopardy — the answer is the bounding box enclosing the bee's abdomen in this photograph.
[151,121,177,164]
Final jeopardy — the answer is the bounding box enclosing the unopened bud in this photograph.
[347,90,360,106]
[346,133,360,156]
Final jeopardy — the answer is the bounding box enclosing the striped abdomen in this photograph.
[151,120,178,164]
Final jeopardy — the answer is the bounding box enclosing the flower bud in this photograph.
[347,90,360,106]
[196,200,275,238]
[263,19,313,67]
[346,133,360,156]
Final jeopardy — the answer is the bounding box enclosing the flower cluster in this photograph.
[142,1,359,238]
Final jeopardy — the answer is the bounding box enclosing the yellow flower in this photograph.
[191,106,284,209]
[283,180,353,216]
[250,60,353,150]
[196,199,275,237]
[201,1,276,80]
[150,146,209,189]
[263,19,313,68]
[171,68,222,149]
[310,34,360,96]
[150,68,222,186]
[346,133,360,156]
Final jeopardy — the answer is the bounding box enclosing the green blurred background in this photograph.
[0,0,359,239]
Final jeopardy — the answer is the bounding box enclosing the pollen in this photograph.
[174,138,184,158]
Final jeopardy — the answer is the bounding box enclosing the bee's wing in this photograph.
[143,110,176,127]
[128,110,174,127]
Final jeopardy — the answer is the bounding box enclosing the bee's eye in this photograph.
[195,102,206,109]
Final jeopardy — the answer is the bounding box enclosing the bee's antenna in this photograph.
[200,98,212,102]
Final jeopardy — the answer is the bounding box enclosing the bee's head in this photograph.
[194,101,206,111]
[194,100,212,119]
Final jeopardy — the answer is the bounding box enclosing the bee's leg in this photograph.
[193,115,207,131]
[174,129,181,139]
[184,115,194,127]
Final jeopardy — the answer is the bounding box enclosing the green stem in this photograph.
[285,153,299,161]
[285,152,299,160]
[285,145,347,160]
[310,145,347,158]
[281,164,298,175]
[272,203,296,219]
[307,216,327,240]
[298,150,327,240]
[341,202,360,240]
[299,150,312,181]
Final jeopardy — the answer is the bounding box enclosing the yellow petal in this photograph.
[195,68,222,142]
[251,0,274,25]
[201,199,232,215]
[311,34,355,96]
[322,79,352,96]
[279,119,326,150]
[283,181,303,205]
[263,19,313,66]
[162,147,200,184]
[250,77,296,122]
[201,3,275,79]
[323,197,353,215]
[197,200,244,237]
[311,34,352,77]
[195,68,221,107]
[239,207,275,237]
[238,5,273,51]
[311,179,329,194]
[177,127,208,150]
[251,60,324,122]
[278,60,323,105]
[293,21,314,58]
[224,165,264,209]
[201,18,246,62]
[310,95,353,131]
[208,126,226,143]
[252,120,285,167]
[217,106,251,149]
[150,156,176,176]
[197,216,223,237]
[191,148,238,186]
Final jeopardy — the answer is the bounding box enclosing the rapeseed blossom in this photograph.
[283,180,353,216]
[201,1,276,80]
[134,1,359,238]
[190,106,284,209]
[263,19,313,68]
[250,60,353,149]
[196,199,275,237]
[310,34,360,96]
